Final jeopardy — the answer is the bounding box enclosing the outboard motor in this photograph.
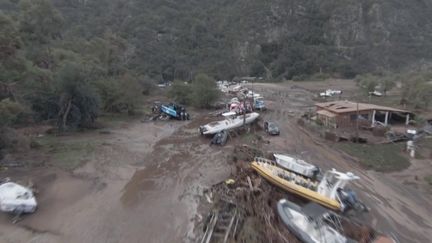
[338,188,368,213]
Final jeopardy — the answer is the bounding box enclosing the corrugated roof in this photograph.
[317,109,336,117]
[315,101,411,114]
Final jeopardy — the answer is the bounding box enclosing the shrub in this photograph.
[169,73,220,108]
[94,75,143,114]
[0,98,24,127]
[168,81,191,105]
[190,73,220,108]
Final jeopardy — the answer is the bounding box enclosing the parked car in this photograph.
[210,130,228,146]
[369,90,383,97]
[319,89,342,97]
[264,121,280,135]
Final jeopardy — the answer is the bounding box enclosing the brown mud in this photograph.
[0,80,431,243]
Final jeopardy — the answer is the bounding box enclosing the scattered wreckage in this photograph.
[151,102,190,121]
[0,179,37,215]
[200,148,396,243]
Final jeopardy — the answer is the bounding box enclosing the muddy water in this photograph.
[0,120,231,243]
[120,124,231,242]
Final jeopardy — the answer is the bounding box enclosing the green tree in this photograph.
[0,98,24,127]
[380,76,395,96]
[56,62,100,130]
[94,74,143,114]
[356,74,378,94]
[0,12,22,60]
[169,80,191,105]
[190,73,219,108]
[19,0,63,45]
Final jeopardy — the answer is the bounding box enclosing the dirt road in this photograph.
[1,80,431,242]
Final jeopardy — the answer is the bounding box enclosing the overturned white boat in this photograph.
[0,181,37,214]
[277,199,350,243]
[274,154,320,178]
[199,112,259,135]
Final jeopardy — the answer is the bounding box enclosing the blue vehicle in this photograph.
[152,102,190,120]
[254,97,266,110]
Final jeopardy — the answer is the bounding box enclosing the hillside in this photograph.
[0,0,432,135]
[53,0,432,79]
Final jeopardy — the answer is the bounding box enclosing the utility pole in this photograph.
[243,97,246,126]
[356,100,359,141]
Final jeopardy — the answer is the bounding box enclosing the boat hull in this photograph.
[251,161,341,211]
[200,112,259,135]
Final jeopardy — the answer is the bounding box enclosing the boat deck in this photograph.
[255,158,319,190]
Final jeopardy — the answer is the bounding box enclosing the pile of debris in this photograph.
[199,145,300,242]
[199,145,387,243]
[201,162,300,243]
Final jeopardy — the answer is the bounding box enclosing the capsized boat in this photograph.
[199,112,259,135]
[251,157,360,211]
[274,153,320,178]
[277,199,351,243]
[0,180,37,214]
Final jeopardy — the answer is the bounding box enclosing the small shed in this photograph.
[315,101,413,128]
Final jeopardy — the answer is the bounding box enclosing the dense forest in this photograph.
[1,0,432,132]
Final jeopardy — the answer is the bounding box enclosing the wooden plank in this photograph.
[223,211,237,243]
[247,176,253,191]
[205,211,219,243]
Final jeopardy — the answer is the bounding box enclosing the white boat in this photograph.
[199,112,259,135]
[274,154,320,178]
[277,199,350,243]
[0,181,37,214]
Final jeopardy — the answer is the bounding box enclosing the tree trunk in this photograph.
[61,99,72,131]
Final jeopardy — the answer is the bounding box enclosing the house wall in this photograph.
[317,113,336,128]
[334,111,372,128]
[316,107,372,128]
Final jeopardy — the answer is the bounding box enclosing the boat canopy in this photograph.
[222,111,237,117]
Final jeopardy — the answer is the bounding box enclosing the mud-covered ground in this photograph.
[0,80,431,243]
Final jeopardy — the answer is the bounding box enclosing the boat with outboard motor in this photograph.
[277,199,352,243]
[277,199,396,243]
[251,157,363,212]
[199,112,259,135]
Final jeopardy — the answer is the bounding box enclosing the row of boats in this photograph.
[250,154,396,243]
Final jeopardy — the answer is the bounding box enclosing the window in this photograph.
[360,114,369,120]
[350,114,357,121]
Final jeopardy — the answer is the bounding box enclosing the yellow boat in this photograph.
[251,158,360,211]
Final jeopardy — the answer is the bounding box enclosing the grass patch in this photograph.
[335,143,410,172]
[35,135,97,170]
[425,175,432,186]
